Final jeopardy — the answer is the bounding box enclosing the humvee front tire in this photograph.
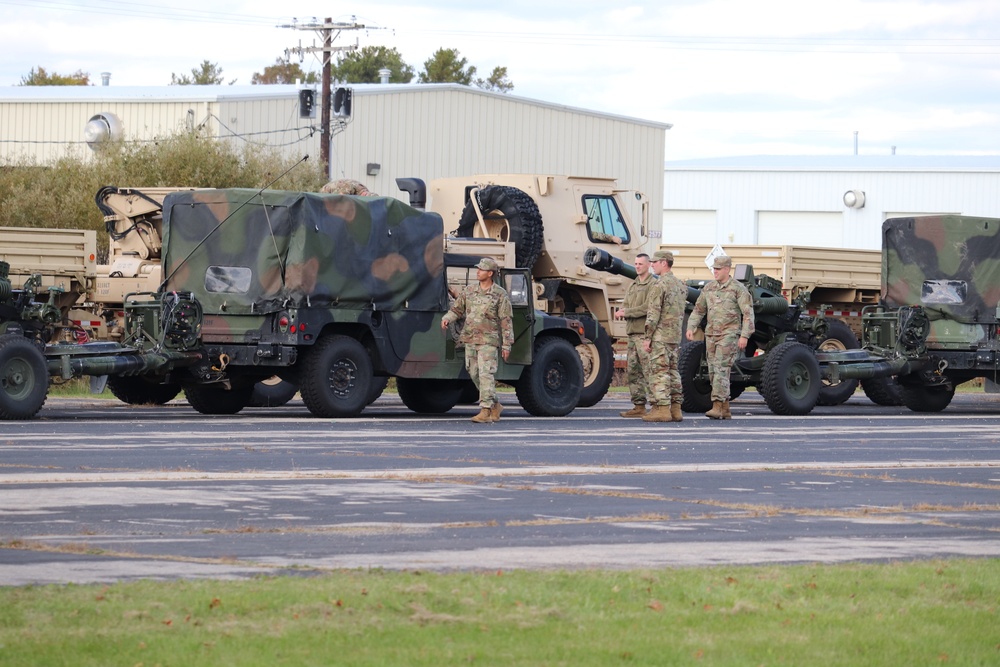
[515,337,582,416]
[576,327,615,407]
[815,319,860,406]
[0,335,48,420]
[107,375,182,405]
[901,383,955,413]
[300,335,373,418]
[185,383,254,415]
[397,378,464,413]
[759,341,821,416]
[457,185,544,269]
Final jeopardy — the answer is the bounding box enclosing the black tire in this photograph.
[457,382,481,404]
[299,335,373,418]
[397,378,465,414]
[759,341,821,416]
[0,335,48,420]
[184,383,254,415]
[861,375,905,406]
[815,319,860,406]
[457,185,544,268]
[107,375,182,405]
[576,327,615,407]
[678,340,713,413]
[248,376,298,407]
[367,376,389,405]
[901,383,955,413]
[515,337,583,416]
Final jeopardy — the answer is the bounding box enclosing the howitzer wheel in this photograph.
[456,185,544,269]
[815,319,861,406]
[0,335,48,420]
[759,341,821,416]
[576,326,615,407]
[107,375,182,405]
[861,375,905,406]
[677,340,746,413]
[184,383,253,415]
[299,335,374,418]
[901,383,955,413]
[515,336,583,416]
[397,378,465,414]
[367,376,390,405]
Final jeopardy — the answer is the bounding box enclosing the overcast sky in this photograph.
[3,0,1000,160]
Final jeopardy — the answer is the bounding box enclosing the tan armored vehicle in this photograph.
[401,174,649,406]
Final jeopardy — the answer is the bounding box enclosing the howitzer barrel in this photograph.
[584,247,701,304]
[46,348,202,379]
[754,295,790,316]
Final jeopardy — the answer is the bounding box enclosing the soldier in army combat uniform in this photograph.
[320,179,375,196]
[441,258,514,423]
[642,250,688,422]
[685,255,755,419]
[615,253,656,418]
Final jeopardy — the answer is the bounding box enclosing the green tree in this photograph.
[418,48,475,85]
[19,67,90,86]
[170,60,234,85]
[252,56,319,85]
[331,46,414,83]
[475,66,514,93]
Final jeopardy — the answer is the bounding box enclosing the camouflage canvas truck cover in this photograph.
[158,188,585,418]
[862,214,1000,412]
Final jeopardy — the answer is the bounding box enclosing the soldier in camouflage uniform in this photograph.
[642,250,688,422]
[615,253,656,418]
[441,257,514,423]
[320,179,375,196]
[685,255,755,419]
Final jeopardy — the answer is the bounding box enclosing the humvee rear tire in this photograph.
[815,319,860,406]
[299,335,373,418]
[248,376,298,407]
[0,335,48,420]
[457,185,544,269]
[901,383,955,413]
[861,375,905,406]
[576,327,615,407]
[397,378,464,413]
[185,383,254,415]
[759,341,821,416]
[107,375,182,405]
[515,337,582,416]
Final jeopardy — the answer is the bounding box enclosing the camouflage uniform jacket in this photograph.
[443,283,514,351]
[687,277,755,339]
[621,274,656,336]
[645,272,687,344]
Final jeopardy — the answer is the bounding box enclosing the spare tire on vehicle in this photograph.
[456,185,544,269]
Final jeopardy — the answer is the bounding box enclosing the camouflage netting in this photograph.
[161,189,447,314]
[883,215,1000,323]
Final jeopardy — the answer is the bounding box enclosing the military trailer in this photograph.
[0,188,590,420]
[860,214,1000,412]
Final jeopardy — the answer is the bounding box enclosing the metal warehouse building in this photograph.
[0,83,669,226]
[662,155,1000,250]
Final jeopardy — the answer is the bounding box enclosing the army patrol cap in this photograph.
[652,250,674,263]
[476,257,499,271]
[712,255,733,269]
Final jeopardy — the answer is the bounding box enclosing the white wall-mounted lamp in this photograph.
[366,162,381,176]
[843,189,866,209]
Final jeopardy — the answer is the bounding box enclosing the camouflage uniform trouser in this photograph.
[648,341,681,407]
[465,344,499,408]
[705,332,741,402]
[625,333,651,406]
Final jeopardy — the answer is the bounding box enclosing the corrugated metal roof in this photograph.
[2,84,672,130]
[664,155,1000,172]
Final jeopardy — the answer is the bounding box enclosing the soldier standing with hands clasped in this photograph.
[642,250,688,422]
[442,258,514,423]
[685,255,755,419]
[615,253,656,418]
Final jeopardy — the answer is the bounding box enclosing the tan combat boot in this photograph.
[720,401,732,420]
[490,402,504,422]
[705,401,724,419]
[620,404,647,418]
[471,408,494,423]
[641,404,673,422]
[670,402,684,422]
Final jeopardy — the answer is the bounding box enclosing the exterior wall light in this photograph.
[843,189,866,209]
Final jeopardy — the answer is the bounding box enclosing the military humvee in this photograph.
[861,215,1000,412]
[0,188,591,420]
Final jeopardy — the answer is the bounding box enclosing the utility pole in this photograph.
[281,17,364,178]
